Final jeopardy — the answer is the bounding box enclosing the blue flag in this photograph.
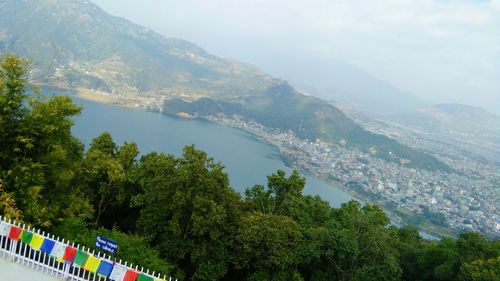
[96,260,114,277]
[40,239,56,254]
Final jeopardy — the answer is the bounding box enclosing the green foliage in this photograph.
[245,170,305,216]
[457,232,500,264]
[395,226,427,281]
[311,201,401,281]
[395,231,500,281]
[0,53,92,227]
[132,146,242,281]
[81,132,139,226]
[459,256,500,281]
[233,212,303,281]
[0,178,22,220]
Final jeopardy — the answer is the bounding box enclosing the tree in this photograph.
[0,53,30,169]
[456,232,499,265]
[81,132,139,226]
[0,178,22,220]
[245,170,305,216]
[310,201,401,281]
[407,232,500,281]
[132,146,242,281]
[416,237,459,281]
[232,212,303,281]
[0,53,92,227]
[395,226,428,281]
[459,257,500,281]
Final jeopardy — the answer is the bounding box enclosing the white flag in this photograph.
[0,222,11,237]
[50,242,67,259]
[109,264,127,281]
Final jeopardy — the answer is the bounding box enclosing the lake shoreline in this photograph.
[72,92,444,240]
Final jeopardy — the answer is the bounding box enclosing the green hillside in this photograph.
[165,83,449,171]
[0,0,273,97]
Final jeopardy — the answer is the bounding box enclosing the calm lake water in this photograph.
[71,97,355,207]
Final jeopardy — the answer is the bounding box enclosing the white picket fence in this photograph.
[0,216,175,281]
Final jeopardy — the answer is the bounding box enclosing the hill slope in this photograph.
[164,83,449,171]
[0,0,449,171]
[0,0,273,98]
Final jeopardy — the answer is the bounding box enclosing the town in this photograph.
[207,113,500,239]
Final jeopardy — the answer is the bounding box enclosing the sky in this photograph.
[92,0,500,114]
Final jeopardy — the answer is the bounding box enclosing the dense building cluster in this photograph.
[209,114,500,238]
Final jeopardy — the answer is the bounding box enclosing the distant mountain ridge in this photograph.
[0,0,449,171]
[260,57,427,115]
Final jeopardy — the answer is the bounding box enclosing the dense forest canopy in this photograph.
[0,53,498,280]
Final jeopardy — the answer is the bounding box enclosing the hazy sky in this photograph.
[92,0,500,114]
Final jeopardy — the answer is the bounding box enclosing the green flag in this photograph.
[20,230,33,244]
[73,249,89,267]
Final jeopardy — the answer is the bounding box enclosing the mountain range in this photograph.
[268,56,500,162]
[263,55,500,155]
[0,0,449,171]
[259,57,427,115]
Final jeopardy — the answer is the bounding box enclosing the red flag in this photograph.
[8,226,22,241]
[63,246,77,262]
[124,269,140,281]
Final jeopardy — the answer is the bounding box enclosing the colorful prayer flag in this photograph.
[109,264,127,281]
[63,246,77,262]
[40,239,56,254]
[96,260,114,277]
[124,269,140,281]
[0,222,11,237]
[50,242,67,259]
[8,226,22,241]
[84,255,101,273]
[30,234,44,250]
[73,249,89,267]
[20,230,33,244]
[137,273,154,281]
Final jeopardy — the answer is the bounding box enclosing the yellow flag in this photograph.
[30,234,44,250]
[84,255,101,273]
[154,278,167,281]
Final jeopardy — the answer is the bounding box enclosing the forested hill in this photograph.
[0,0,448,171]
[1,54,498,281]
[164,83,449,171]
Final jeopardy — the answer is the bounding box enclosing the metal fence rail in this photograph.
[0,216,174,281]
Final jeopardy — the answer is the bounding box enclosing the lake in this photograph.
[71,97,355,207]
